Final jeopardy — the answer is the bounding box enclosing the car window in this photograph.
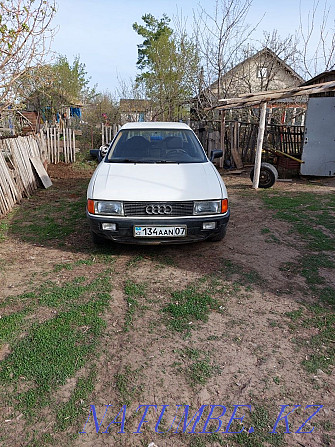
[105,129,207,163]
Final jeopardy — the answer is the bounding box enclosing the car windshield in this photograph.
[105,129,207,163]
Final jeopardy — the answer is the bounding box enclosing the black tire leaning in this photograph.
[250,162,278,188]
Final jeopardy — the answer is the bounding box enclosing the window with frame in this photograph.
[257,66,268,78]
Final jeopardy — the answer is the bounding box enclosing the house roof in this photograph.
[301,70,335,86]
[119,99,151,113]
[222,47,304,84]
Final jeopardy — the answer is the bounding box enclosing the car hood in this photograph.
[89,162,225,201]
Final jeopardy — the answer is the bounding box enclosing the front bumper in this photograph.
[86,211,230,244]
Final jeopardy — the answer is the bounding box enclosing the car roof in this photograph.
[120,122,191,130]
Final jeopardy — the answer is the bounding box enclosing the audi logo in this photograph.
[145,204,173,215]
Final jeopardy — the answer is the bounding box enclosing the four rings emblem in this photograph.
[145,204,173,215]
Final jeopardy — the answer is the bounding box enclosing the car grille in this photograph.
[124,201,194,217]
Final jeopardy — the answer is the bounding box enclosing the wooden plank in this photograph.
[63,128,67,163]
[30,156,52,188]
[72,130,76,162]
[252,102,267,189]
[57,128,60,163]
[219,111,225,168]
[225,169,245,175]
[46,127,51,163]
[231,121,243,169]
[0,150,18,213]
[217,81,335,110]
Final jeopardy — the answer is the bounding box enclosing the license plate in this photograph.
[134,226,187,238]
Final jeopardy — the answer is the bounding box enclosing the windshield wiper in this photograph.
[154,160,178,163]
[108,159,150,163]
[107,158,181,164]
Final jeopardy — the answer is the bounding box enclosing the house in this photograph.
[212,47,304,99]
[300,70,335,96]
[194,48,306,124]
[119,99,152,125]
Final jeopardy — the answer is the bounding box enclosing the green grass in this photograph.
[0,271,112,418]
[0,221,9,241]
[8,184,87,244]
[230,405,284,447]
[0,308,30,342]
[37,276,90,308]
[123,280,146,332]
[261,191,335,375]
[301,305,335,374]
[56,370,96,431]
[53,258,95,272]
[115,365,142,406]
[53,262,73,272]
[188,358,215,386]
[163,286,218,333]
[221,259,264,287]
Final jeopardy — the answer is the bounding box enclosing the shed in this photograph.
[214,78,335,187]
[300,71,335,176]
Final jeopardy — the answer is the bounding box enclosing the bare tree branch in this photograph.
[0,0,56,112]
[299,0,335,77]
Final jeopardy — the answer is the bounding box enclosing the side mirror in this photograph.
[90,145,109,163]
[90,149,100,159]
[210,149,223,162]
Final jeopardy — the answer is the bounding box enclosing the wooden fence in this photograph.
[193,120,305,166]
[45,127,76,163]
[0,127,77,217]
[102,123,120,146]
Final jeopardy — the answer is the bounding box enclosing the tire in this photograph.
[207,225,227,242]
[250,162,278,188]
[91,231,106,245]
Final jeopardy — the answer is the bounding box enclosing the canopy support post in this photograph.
[252,101,267,189]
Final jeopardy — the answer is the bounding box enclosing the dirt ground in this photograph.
[1,163,334,447]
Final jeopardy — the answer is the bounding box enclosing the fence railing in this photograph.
[45,127,76,163]
[192,120,305,166]
[102,123,120,146]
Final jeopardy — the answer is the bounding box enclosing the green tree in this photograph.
[133,14,200,121]
[52,55,96,105]
[18,55,96,122]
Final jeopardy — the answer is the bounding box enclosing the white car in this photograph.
[87,122,229,244]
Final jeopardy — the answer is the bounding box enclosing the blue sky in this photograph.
[50,0,333,94]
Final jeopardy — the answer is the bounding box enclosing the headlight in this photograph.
[193,200,228,215]
[87,200,123,215]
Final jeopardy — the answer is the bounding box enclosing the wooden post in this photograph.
[252,102,267,189]
[73,130,76,162]
[231,120,243,169]
[220,111,225,168]
[63,128,67,163]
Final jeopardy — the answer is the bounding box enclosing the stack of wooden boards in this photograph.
[0,133,52,217]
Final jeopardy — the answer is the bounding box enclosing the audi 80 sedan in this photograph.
[87,122,230,244]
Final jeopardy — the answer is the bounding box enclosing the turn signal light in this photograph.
[221,199,228,213]
[87,199,95,214]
